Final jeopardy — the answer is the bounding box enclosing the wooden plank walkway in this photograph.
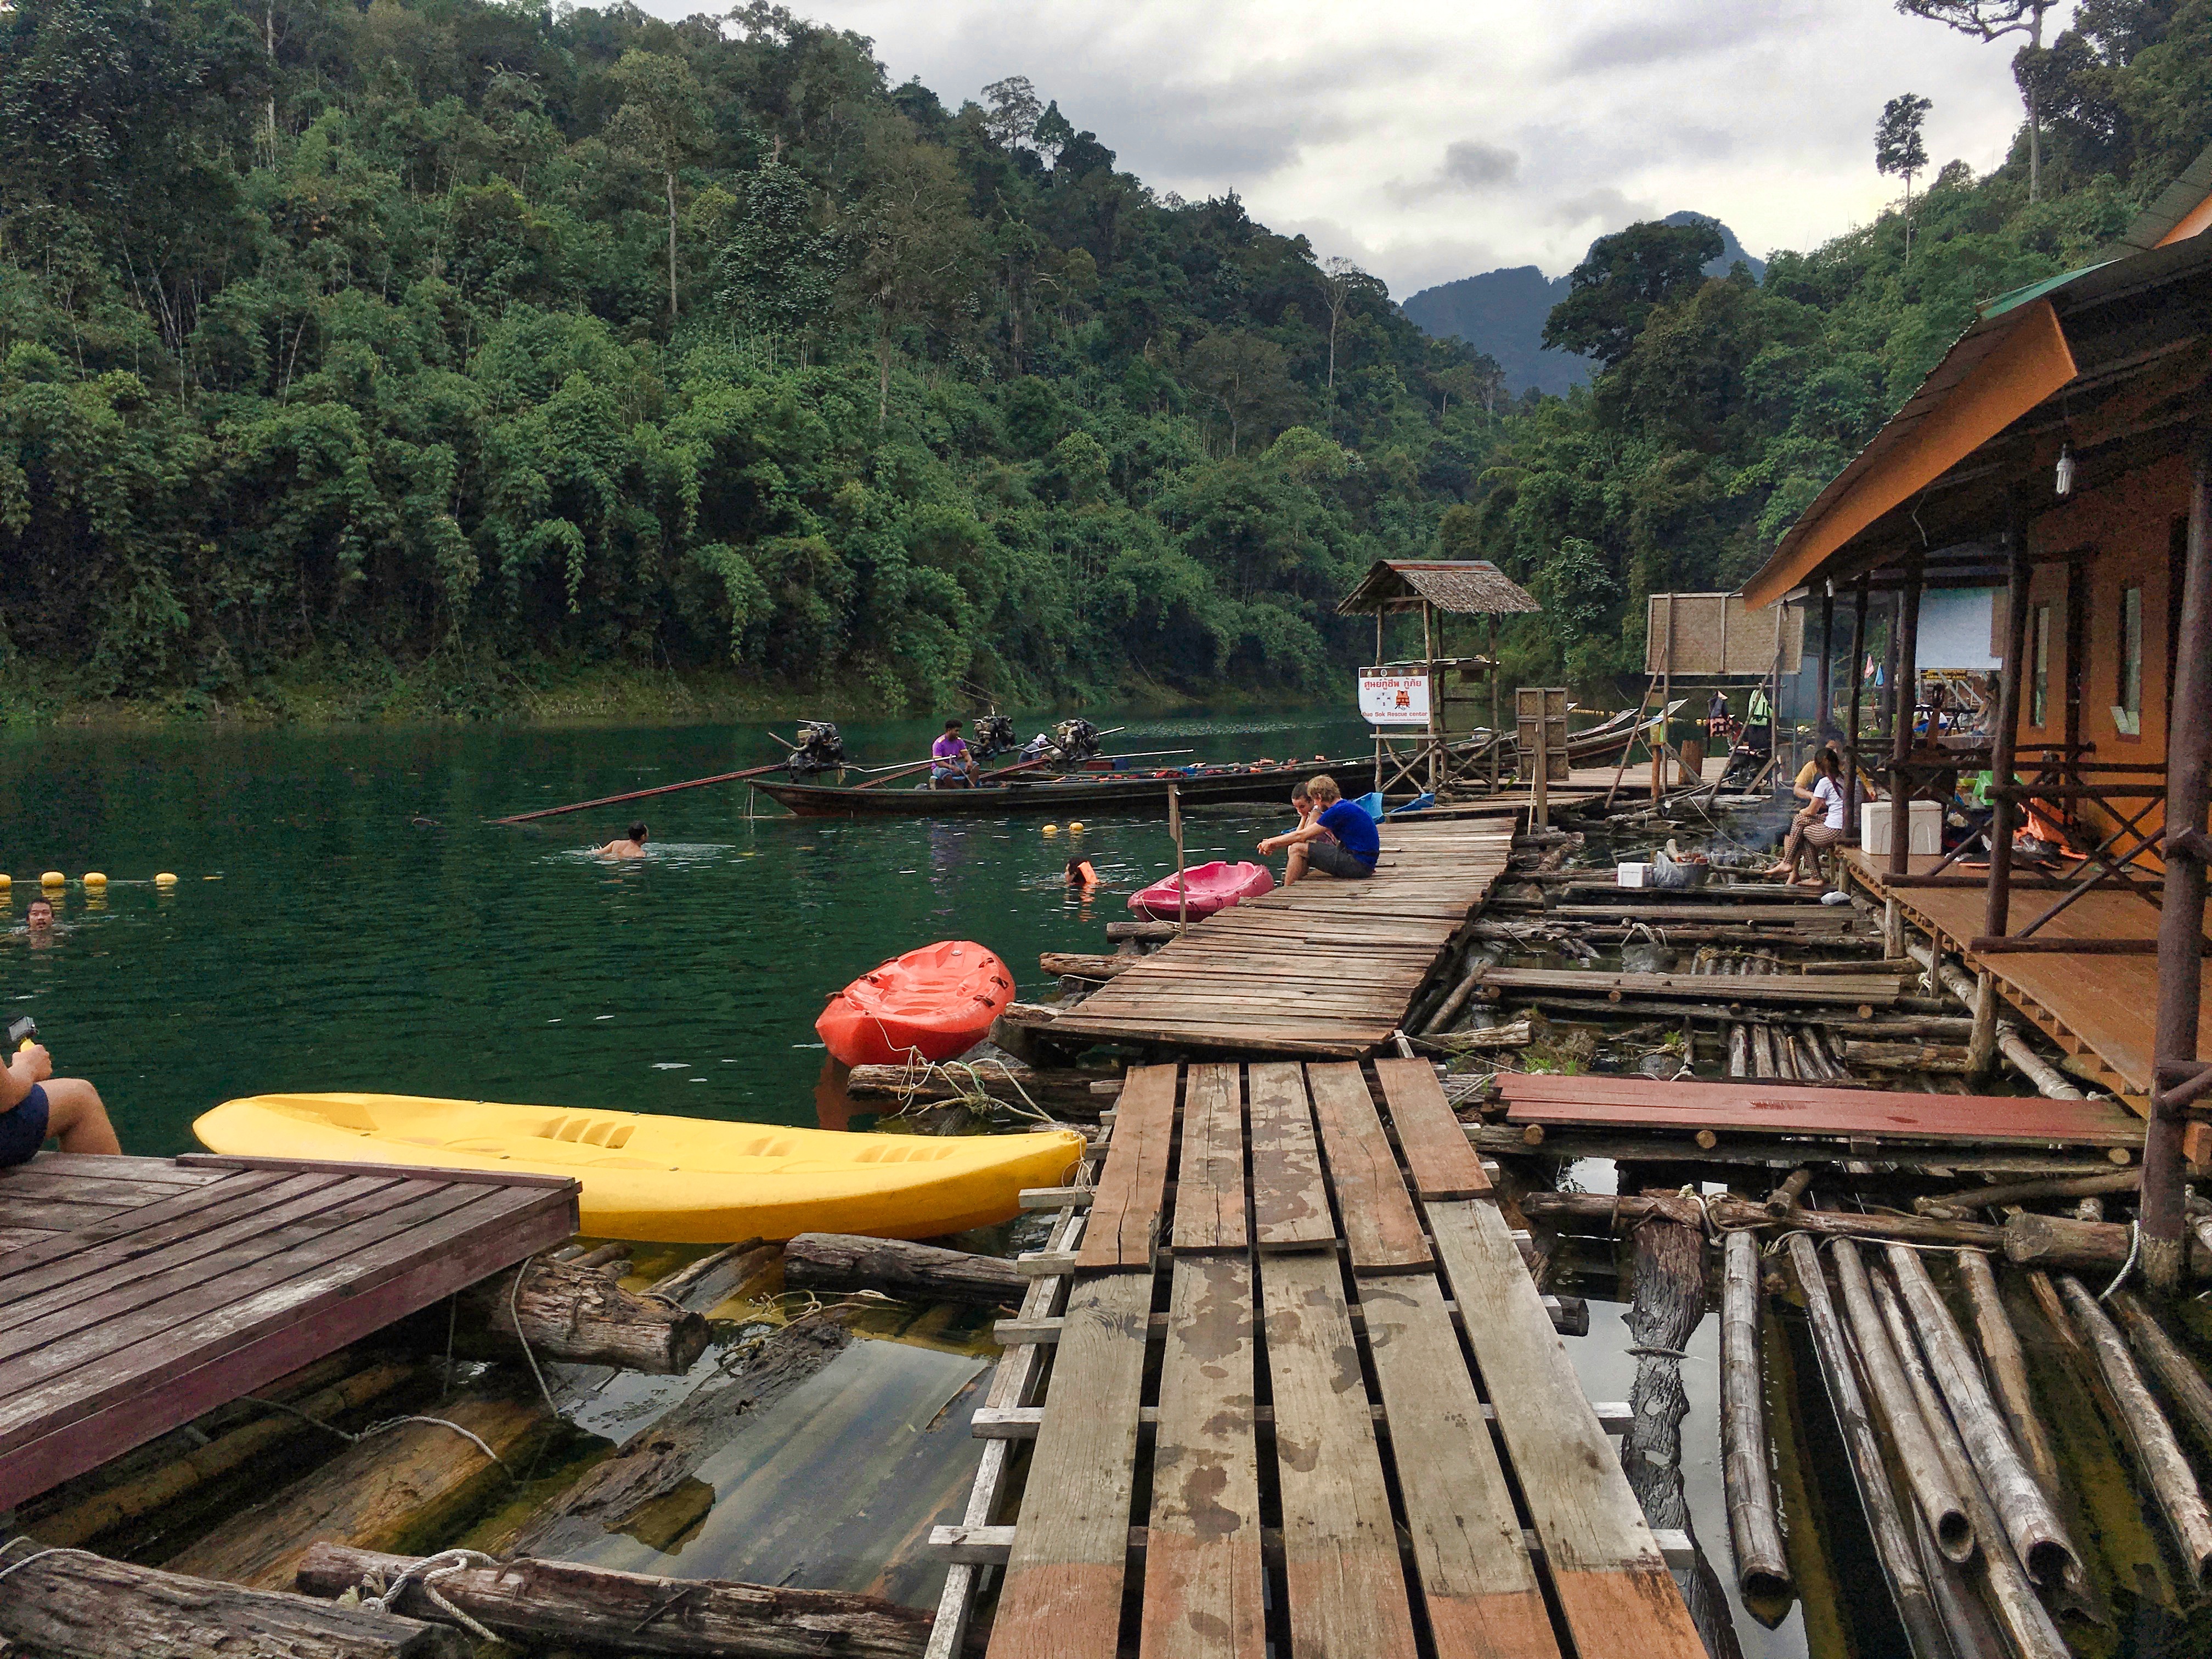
[0,1151,578,1511]
[1046,823,1515,1057]
[1838,847,2211,1105]
[952,1061,1703,1659]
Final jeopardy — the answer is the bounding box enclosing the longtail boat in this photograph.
[753,754,1384,817]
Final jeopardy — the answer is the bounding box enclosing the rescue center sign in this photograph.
[1358,673,1430,725]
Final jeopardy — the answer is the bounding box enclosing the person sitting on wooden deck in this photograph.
[1768,749,1847,887]
[1260,774,1377,884]
[0,1036,121,1163]
[1793,735,1878,806]
[593,821,649,857]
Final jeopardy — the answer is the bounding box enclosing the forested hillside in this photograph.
[1,0,2208,719]
[0,0,1501,716]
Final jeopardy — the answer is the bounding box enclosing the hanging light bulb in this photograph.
[2054,443,2075,496]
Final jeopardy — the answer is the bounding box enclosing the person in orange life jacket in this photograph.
[1259,774,1376,884]
[1065,855,1099,890]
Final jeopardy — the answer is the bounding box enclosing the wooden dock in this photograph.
[0,1151,578,1511]
[1045,823,1514,1057]
[939,1060,1703,1658]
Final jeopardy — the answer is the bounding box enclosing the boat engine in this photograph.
[972,713,1017,759]
[1053,718,1102,764]
[787,721,846,776]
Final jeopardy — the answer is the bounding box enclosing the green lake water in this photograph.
[0,708,1368,1156]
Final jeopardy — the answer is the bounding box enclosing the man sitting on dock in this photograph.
[0,1036,121,1163]
[593,821,649,857]
[930,721,979,789]
[1260,774,1376,884]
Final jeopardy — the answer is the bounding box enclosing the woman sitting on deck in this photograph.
[1259,774,1377,884]
[1769,749,1847,887]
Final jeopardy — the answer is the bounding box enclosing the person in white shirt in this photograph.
[1769,749,1847,885]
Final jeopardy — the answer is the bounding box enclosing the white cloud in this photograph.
[660,0,2075,297]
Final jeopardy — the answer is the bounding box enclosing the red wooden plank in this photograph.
[1496,1073,2143,1146]
[0,1182,574,1511]
[1076,1065,1179,1271]
[0,1182,557,1452]
[1373,1057,1492,1198]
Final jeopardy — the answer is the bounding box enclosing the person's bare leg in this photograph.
[41,1078,120,1155]
[1283,844,1311,885]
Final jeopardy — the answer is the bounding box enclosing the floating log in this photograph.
[295,1544,931,1659]
[2002,1212,2212,1277]
[1866,1270,2070,1659]
[30,1361,420,1548]
[1420,955,1493,1034]
[1827,1017,1980,1040]
[1841,1042,1974,1074]
[1954,1251,2064,1496]
[1104,920,1185,943]
[1763,1167,1813,1216]
[645,1238,773,1310]
[2108,1290,2212,1460]
[454,1257,709,1374]
[1915,1169,2140,1218]
[1470,921,1889,949]
[0,1544,464,1659]
[1829,1239,1973,1560]
[843,1063,1108,1115]
[512,1319,851,1559]
[1884,1246,2078,1585]
[1719,1231,1790,1597]
[2056,1277,2212,1588]
[1517,1190,2001,1250]
[782,1232,1026,1306]
[986,1002,1071,1068]
[164,1389,551,1591]
[1479,966,1905,1008]
[1784,1234,1951,1657]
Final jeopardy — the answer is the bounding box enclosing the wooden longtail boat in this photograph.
[753,755,1384,817]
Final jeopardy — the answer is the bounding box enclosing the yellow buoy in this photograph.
[1068,821,1086,832]
[155,872,178,887]
[83,872,106,889]
[40,872,63,889]
[0,873,10,888]
[1042,823,1059,835]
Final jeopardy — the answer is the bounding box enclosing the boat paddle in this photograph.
[490,761,792,825]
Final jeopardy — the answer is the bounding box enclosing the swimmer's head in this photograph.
[26,899,53,928]
[628,821,648,844]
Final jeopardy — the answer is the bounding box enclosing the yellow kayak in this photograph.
[193,1093,1085,1244]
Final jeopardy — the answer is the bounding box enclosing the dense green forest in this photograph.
[0,0,2207,718]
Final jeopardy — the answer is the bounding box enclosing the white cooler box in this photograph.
[1859,799,1942,857]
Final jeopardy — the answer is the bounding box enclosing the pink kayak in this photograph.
[1128,860,1276,921]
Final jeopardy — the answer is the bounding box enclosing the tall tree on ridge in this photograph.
[609,48,709,323]
[1894,1,2058,200]
[1876,93,1932,263]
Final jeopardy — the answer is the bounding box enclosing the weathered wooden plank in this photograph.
[1142,1256,1263,1659]
[1374,1057,1492,1199]
[1479,967,1906,1006]
[1306,1064,1430,1272]
[1248,1063,1333,1252]
[1076,1065,1179,1271]
[0,1169,307,1300]
[1426,1199,1703,1658]
[988,1271,1153,1659]
[1172,1063,1246,1252]
[22,1153,227,1184]
[1259,1251,1419,1659]
[0,1197,134,1233]
[0,1171,206,1207]
[1358,1275,1560,1657]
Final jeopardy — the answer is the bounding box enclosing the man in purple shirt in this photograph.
[930,720,979,788]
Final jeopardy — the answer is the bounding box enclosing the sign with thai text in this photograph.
[1358,673,1431,724]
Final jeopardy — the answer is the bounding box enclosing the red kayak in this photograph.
[1128,860,1276,921]
[816,940,1017,1068]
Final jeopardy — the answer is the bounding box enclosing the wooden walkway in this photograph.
[1838,848,2212,1105]
[1046,823,1515,1057]
[0,1151,578,1511]
[940,1060,1702,1659]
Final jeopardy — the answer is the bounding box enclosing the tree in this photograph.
[1541,219,1723,370]
[1315,255,1365,410]
[608,48,709,323]
[715,160,838,360]
[1895,1,2059,200]
[837,120,984,425]
[980,75,1041,150]
[1876,93,1932,263]
[1182,330,1304,456]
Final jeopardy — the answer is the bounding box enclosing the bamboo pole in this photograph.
[1720,1231,1790,1595]
[2056,1276,2212,1588]
[2108,1289,2212,1457]
[1884,1245,2079,1585]
[1784,1234,1951,1657]
[1954,1251,2063,1497]
[1829,1239,1973,1561]
[1867,1270,2071,1659]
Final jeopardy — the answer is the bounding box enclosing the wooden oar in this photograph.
[856,753,1058,792]
[492,762,790,825]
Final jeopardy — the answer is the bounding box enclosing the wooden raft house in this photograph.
[1739,159,2212,1289]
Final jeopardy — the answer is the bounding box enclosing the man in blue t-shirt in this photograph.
[1257,774,1376,884]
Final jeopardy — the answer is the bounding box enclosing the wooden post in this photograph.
[1423,599,1441,794]
[1986,521,2034,942]
[1819,584,1835,736]
[1889,554,1923,879]
[1488,612,1501,794]
[1720,1231,1790,1596]
[1168,781,1187,934]
[1652,594,1674,799]
[1845,573,1870,842]
[2144,438,2212,1293]
[1967,970,1999,1080]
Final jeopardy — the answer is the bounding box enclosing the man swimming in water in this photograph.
[0,1035,121,1163]
[24,898,54,932]
[594,821,649,857]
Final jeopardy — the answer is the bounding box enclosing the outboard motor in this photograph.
[972,713,1017,759]
[1052,718,1102,765]
[787,721,846,776]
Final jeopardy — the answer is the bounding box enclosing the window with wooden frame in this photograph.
[2114,584,2143,736]
[2030,603,2051,728]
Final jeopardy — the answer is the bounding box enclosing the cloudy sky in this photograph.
[658,0,2074,300]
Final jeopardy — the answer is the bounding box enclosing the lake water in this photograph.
[0,708,1368,1155]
